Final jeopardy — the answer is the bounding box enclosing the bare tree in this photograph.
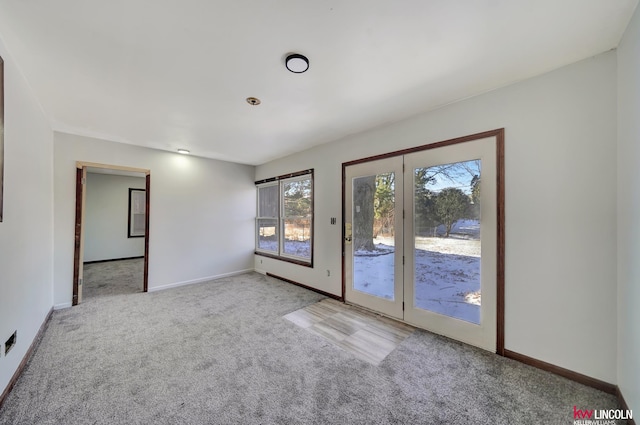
[351,160,479,247]
[353,175,376,251]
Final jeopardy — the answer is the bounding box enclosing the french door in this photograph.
[344,156,404,319]
[344,134,500,351]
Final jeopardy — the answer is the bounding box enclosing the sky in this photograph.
[416,159,481,195]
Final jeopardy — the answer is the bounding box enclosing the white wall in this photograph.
[84,173,146,262]
[256,52,618,383]
[53,133,255,307]
[0,39,54,396]
[617,5,640,414]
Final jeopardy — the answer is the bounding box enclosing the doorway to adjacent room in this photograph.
[72,162,151,305]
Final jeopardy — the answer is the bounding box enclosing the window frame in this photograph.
[255,169,314,267]
[127,188,146,238]
[256,182,279,255]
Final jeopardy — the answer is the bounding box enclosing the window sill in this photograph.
[255,251,313,268]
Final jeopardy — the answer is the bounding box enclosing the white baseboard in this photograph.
[148,269,254,293]
[54,302,72,310]
[254,268,267,275]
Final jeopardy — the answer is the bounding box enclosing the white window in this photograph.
[256,183,279,254]
[256,170,313,266]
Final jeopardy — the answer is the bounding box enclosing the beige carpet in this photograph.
[82,258,144,299]
[0,270,623,424]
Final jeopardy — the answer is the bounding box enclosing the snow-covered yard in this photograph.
[257,238,311,258]
[354,220,481,324]
[259,220,482,324]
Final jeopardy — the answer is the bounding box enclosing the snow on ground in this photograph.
[426,219,480,239]
[258,239,311,258]
[259,220,482,325]
[283,240,311,257]
[355,226,481,324]
[413,244,480,324]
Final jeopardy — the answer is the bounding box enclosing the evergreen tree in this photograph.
[434,187,470,237]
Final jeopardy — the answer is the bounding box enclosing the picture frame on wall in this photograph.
[128,188,145,238]
[0,54,4,222]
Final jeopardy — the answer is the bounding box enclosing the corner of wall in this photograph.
[616,1,640,416]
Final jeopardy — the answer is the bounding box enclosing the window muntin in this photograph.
[255,170,313,265]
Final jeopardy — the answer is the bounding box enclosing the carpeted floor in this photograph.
[82,258,144,299]
[0,267,623,424]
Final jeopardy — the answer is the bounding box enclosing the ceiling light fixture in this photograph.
[285,53,309,73]
[246,97,261,106]
[177,149,190,154]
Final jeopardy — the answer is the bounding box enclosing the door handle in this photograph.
[345,223,352,244]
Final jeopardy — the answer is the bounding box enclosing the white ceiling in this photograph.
[0,1,636,165]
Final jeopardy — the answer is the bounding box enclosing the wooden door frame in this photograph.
[341,128,505,354]
[72,162,151,305]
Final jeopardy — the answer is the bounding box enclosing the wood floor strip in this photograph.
[284,299,415,365]
[282,309,322,329]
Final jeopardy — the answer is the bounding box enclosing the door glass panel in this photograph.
[413,160,481,324]
[352,173,395,300]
